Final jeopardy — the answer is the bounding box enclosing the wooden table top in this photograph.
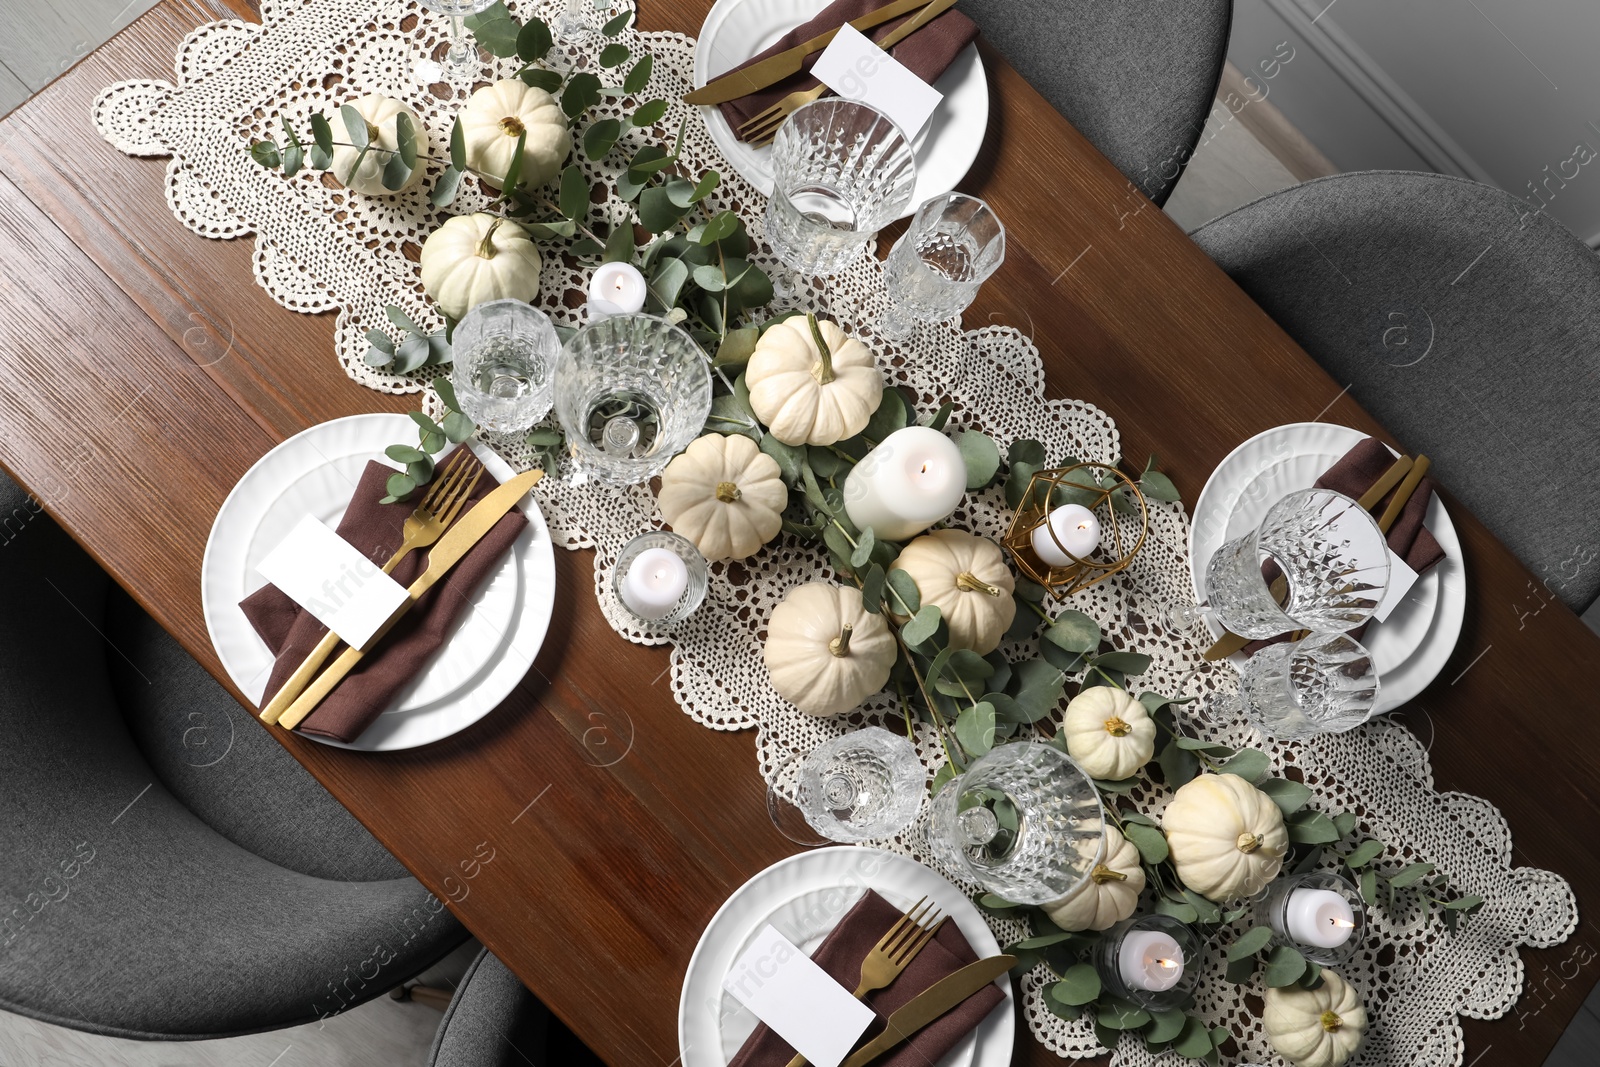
[1,2,1597,1064]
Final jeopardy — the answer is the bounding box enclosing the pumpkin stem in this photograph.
[499,115,526,137]
[474,216,505,260]
[365,121,381,143]
[1319,1010,1343,1033]
[955,572,1003,597]
[1103,716,1132,737]
[829,623,854,657]
[1090,863,1128,885]
[715,481,742,503]
[806,314,837,385]
[1236,832,1263,854]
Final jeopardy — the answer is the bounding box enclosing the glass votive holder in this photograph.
[610,531,708,629]
[1256,870,1366,965]
[1094,915,1203,1012]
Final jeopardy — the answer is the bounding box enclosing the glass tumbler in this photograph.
[554,313,712,485]
[928,742,1105,904]
[793,727,925,843]
[449,300,560,434]
[879,193,1006,340]
[1205,488,1391,639]
[765,99,918,276]
[1239,631,1381,740]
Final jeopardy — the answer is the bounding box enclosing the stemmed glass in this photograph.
[878,193,1006,341]
[554,0,597,41]
[1238,631,1380,739]
[766,727,926,845]
[417,0,496,83]
[449,300,560,433]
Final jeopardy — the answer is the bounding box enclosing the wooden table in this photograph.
[1,2,1596,1064]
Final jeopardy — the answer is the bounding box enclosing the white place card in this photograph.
[722,924,876,1067]
[255,514,409,650]
[1373,549,1420,623]
[811,23,944,138]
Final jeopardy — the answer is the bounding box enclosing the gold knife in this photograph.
[839,955,1014,1067]
[684,0,938,105]
[274,468,544,731]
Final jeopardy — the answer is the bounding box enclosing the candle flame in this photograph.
[920,462,930,474]
[1331,917,1355,929]
[1156,958,1179,972]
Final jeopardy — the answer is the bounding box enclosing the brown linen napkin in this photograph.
[239,456,527,743]
[1244,437,1444,654]
[727,890,1006,1067]
[716,0,980,140]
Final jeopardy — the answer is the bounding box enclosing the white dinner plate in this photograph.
[1189,423,1466,713]
[200,414,556,750]
[679,847,1014,1067]
[691,0,989,217]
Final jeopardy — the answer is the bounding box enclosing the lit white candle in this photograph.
[620,547,687,620]
[842,426,966,542]
[1118,930,1184,992]
[1031,504,1102,567]
[1284,888,1356,949]
[587,262,648,320]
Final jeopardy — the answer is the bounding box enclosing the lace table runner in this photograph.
[94,2,1575,1063]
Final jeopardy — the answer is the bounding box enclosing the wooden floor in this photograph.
[0,0,1597,1065]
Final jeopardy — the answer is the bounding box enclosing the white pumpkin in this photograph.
[747,316,884,447]
[328,94,429,195]
[419,213,542,320]
[460,80,572,191]
[1061,687,1156,780]
[887,531,1016,654]
[1162,773,1289,901]
[658,434,788,561]
[763,584,896,717]
[1264,970,1367,1067]
[1041,825,1145,931]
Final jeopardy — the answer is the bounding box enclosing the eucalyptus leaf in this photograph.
[520,67,564,92]
[955,430,1000,488]
[1122,822,1169,864]
[885,569,920,615]
[1285,810,1341,845]
[1258,777,1315,815]
[250,140,281,168]
[1359,868,1378,906]
[1389,861,1436,888]
[442,411,475,444]
[1262,944,1308,987]
[497,129,527,193]
[385,444,426,464]
[1043,609,1100,654]
[516,17,553,61]
[340,104,369,148]
[639,186,689,233]
[1173,1018,1214,1059]
[1227,926,1274,961]
[1145,1009,1187,1044]
[849,527,877,569]
[431,166,465,207]
[310,112,334,155]
[471,13,523,56]
[386,471,416,500]
[561,71,603,118]
[954,702,997,755]
[1333,810,1359,838]
[1157,738,1199,788]
[925,400,954,431]
[1094,651,1151,676]
[601,7,633,34]
[1224,955,1257,984]
[901,604,942,647]
[1095,999,1150,1031]
[1053,963,1101,1007]
[1219,748,1270,783]
[599,42,630,67]
[1140,470,1181,502]
[623,54,653,94]
[930,762,956,795]
[631,98,669,127]
[394,332,431,373]
[1343,838,1386,869]
[584,117,623,159]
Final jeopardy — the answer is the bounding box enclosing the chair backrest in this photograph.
[1193,171,1600,611]
[964,0,1233,206]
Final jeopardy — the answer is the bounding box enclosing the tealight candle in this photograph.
[587,262,648,320]
[1284,887,1356,949]
[619,547,687,620]
[1118,929,1185,992]
[1031,504,1101,567]
[842,426,966,542]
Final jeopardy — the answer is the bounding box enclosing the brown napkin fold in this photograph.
[728,890,1006,1067]
[239,457,527,743]
[716,0,979,140]
[1244,437,1444,655]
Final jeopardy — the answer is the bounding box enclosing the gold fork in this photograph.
[783,897,947,1067]
[258,450,483,724]
[739,0,960,148]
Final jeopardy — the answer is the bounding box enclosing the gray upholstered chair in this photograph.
[964,0,1233,205]
[0,473,465,1038]
[428,949,548,1066]
[1191,171,1600,611]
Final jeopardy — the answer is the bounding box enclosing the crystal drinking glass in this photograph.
[1204,488,1390,639]
[553,0,596,41]
[765,99,918,277]
[1239,631,1380,740]
[790,727,925,843]
[928,742,1105,904]
[878,193,1005,341]
[554,313,712,485]
[449,300,560,433]
[417,0,496,82]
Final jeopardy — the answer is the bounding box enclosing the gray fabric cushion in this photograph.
[1192,171,1600,610]
[0,474,465,1038]
[965,0,1232,206]
[429,949,548,1067]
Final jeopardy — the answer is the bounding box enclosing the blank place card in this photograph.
[722,924,876,1067]
[255,514,409,649]
[811,24,944,138]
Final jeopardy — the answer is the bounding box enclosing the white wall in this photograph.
[1228,0,1600,244]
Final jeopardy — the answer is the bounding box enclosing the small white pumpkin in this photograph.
[747,315,884,447]
[460,80,572,191]
[419,213,542,320]
[1041,825,1145,931]
[1264,970,1367,1067]
[887,530,1016,654]
[658,434,788,561]
[1162,773,1289,901]
[763,583,896,717]
[1061,687,1156,780]
[328,94,429,195]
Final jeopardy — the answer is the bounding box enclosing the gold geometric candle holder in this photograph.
[1002,462,1149,600]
